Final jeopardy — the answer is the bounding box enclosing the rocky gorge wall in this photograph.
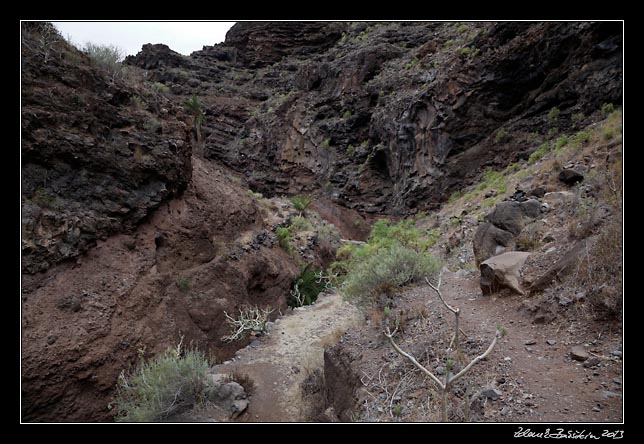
[127,21,622,215]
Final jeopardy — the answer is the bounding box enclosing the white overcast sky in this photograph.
[52,22,236,57]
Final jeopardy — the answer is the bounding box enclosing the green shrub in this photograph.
[152,82,170,94]
[275,226,292,252]
[603,128,617,140]
[342,110,352,119]
[494,128,509,144]
[570,130,591,147]
[456,23,469,33]
[290,195,314,212]
[289,263,327,307]
[176,277,191,292]
[600,102,615,116]
[448,190,462,204]
[528,143,549,163]
[289,215,311,233]
[143,118,161,132]
[83,42,125,81]
[554,134,569,150]
[346,144,355,156]
[342,243,440,302]
[571,112,584,122]
[112,344,211,422]
[547,107,560,124]
[322,138,330,149]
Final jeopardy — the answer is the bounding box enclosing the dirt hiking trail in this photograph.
[211,291,362,422]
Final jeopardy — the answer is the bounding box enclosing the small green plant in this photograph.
[457,46,480,58]
[405,57,420,69]
[289,215,311,233]
[496,323,508,337]
[571,112,584,122]
[130,95,145,109]
[444,39,455,47]
[322,138,331,149]
[346,144,355,156]
[275,226,292,252]
[603,128,617,140]
[547,107,560,124]
[456,23,469,33]
[383,306,391,315]
[176,277,191,292]
[448,190,462,204]
[290,195,314,213]
[528,142,549,163]
[247,189,263,200]
[393,404,403,417]
[151,81,170,94]
[494,127,509,144]
[289,263,327,307]
[342,110,352,119]
[184,95,205,132]
[600,102,615,116]
[112,340,211,422]
[570,130,590,148]
[143,118,161,132]
[554,134,569,150]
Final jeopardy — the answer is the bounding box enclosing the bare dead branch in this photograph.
[384,327,445,389]
[448,330,500,386]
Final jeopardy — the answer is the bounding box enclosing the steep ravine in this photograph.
[21,21,622,422]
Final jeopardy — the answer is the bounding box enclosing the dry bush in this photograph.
[224,371,256,396]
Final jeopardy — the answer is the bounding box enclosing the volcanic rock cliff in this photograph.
[127,21,621,214]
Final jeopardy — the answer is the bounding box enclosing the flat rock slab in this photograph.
[480,251,531,295]
[570,345,589,362]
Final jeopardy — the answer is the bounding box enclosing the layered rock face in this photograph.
[127,21,622,214]
[21,22,192,274]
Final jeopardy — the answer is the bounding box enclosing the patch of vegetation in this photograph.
[444,39,455,47]
[405,57,420,69]
[448,190,462,204]
[289,263,327,307]
[322,138,331,149]
[554,134,569,151]
[130,95,145,109]
[83,42,125,82]
[289,215,311,233]
[571,112,584,122]
[457,46,480,58]
[600,102,615,116]
[603,128,617,140]
[515,232,540,252]
[528,143,550,163]
[112,341,211,422]
[342,242,440,303]
[290,195,314,213]
[570,130,591,148]
[547,106,560,124]
[176,277,191,292]
[247,189,263,200]
[456,23,469,33]
[494,127,509,144]
[346,144,355,156]
[342,110,352,119]
[477,167,506,194]
[143,118,161,132]
[275,226,292,252]
[151,82,170,94]
[332,218,440,302]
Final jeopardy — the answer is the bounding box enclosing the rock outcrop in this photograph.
[473,200,541,265]
[21,23,192,274]
[126,21,622,214]
[480,251,531,295]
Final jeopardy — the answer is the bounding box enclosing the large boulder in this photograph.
[473,200,541,265]
[480,251,531,295]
